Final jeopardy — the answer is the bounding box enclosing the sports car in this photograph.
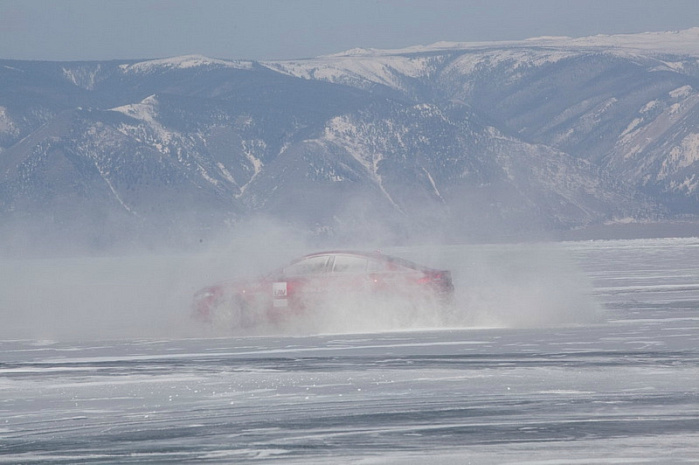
[192,251,454,328]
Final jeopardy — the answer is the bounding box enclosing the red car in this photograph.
[193,251,454,328]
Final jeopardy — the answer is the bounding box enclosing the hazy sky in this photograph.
[1,0,698,62]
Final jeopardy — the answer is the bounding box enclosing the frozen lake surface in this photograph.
[1,238,698,463]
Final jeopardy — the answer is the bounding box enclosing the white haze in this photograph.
[0,217,603,342]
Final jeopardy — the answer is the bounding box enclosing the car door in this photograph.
[328,254,371,294]
[276,254,332,308]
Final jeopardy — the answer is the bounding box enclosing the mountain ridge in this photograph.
[1,29,697,251]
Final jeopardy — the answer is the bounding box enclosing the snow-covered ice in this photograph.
[1,238,697,463]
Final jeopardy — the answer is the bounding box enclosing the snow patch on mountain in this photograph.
[270,47,574,92]
[445,48,576,77]
[216,162,237,185]
[622,92,699,150]
[641,100,660,113]
[119,55,253,74]
[324,116,382,175]
[62,64,102,90]
[235,140,265,198]
[669,85,693,99]
[111,95,174,147]
[264,54,442,91]
[97,163,134,213]
[196,164,220,187]
[661,133,699,182]
[0,106,18,138]
[423,167,445,203]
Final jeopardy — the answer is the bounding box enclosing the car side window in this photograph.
[283,255,329,277]
[332,255,368,273]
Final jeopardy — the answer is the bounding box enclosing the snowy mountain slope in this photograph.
[265,29,699,217]
[314,28,699,59]
[1,30,697,250]
[264,28,699,96]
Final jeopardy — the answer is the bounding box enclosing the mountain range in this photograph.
[1,29,698,250]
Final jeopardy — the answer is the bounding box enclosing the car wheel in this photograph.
[210,294,256,329]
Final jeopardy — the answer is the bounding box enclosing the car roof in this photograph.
[297,251,430,271]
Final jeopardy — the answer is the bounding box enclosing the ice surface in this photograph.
[0,238,697,463]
